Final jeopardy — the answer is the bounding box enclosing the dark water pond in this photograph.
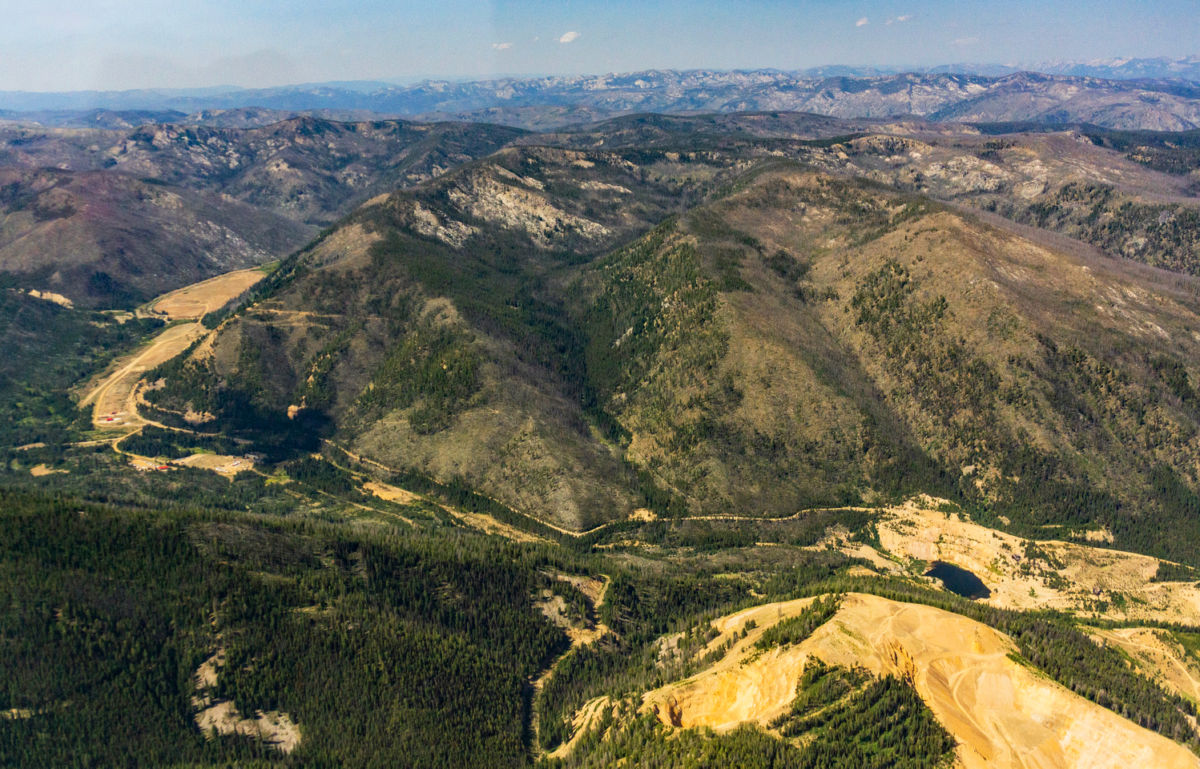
[924,561,991,600]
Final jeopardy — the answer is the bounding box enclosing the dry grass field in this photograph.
[79,267,266,431]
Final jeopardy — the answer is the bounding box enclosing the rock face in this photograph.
[645,594,1200,769]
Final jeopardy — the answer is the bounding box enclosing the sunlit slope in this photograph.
[146,145,741,530]
[0,167,308,307]
[579,167,1200,553]
[642,594,1200,769]
[153,160,1200,545]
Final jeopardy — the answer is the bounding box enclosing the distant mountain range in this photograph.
[3,58,1200,132]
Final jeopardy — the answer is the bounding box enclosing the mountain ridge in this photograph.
[5,67,1200,131]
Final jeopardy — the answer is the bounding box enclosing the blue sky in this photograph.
[0,0,1196,91]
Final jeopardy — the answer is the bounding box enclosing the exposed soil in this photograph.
[546,696,614,760]
[874,498,1200,623]
[144,267,266,320]
[191,649,301,754]
[530,574,612,756]
[21,289,74,308]
[642,593,1200,769]
[80,322,208,431]
[172,453,254,477]
[1090,627,1200,706]
[28,464,66,477]
[79,267,267,436]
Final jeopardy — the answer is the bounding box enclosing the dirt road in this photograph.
[79,268,266,432]
[79,322,208,430]
[1091,627,1200,705]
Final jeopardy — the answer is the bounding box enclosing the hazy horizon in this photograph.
[1,0,1197,93]
[5,58,1200,98]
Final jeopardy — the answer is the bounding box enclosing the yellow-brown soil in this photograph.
[445,506,548,543]
[80,322,208,431]
[172,453,254,477]
[1090,627,1200,705]
[363,480,420,505]
[553,574,608,607]
[361,478,546,542]
[643,598,818,730]
[876,498,1200,622]
[80,267,269,432]
[126,455,170,472]
[22,289,74,308]
[547,696,614,760]
[536,574,611,646]
[145,267,265,320]
[28,463,66,477]
[643,593,1199,769]
[532,575,613,754]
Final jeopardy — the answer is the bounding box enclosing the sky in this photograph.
[0,0,1197,92]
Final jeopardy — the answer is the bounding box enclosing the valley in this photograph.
[4,91,1200,768]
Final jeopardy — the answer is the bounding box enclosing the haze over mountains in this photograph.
[4,59,1200,131]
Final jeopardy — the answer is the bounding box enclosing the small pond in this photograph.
[924,560,991,600]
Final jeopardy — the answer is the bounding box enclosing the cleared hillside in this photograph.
[638,594,1200,769]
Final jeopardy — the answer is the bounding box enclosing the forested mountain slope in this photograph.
[144,144,743,530]
[6,110,1200,768]
[0,167,309,307]
[578,167,1200,551]
[146,152,1200,559]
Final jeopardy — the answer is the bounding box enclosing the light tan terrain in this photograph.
[78,268,266,432]
[192,650,300,754]
[80,322,208,430]
[362,480,420,505]
[21,289,74,308]
[332,440,572,542]
[875,498,1200,622]
[28,463,66,477]
[547,696,614,760]
[172,453,254,477]
[1090,627,1200,705]
[642,593,1199,769]
[532,574,613,756]
[644,597,817,730]
[144,267,266,319]
[362,476,545,542]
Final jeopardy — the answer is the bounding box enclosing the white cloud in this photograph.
[492,42,512,50]
[952,36,980,47]
[855,17,869,27]
[559,30,580,44]
[886,14,913,25]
